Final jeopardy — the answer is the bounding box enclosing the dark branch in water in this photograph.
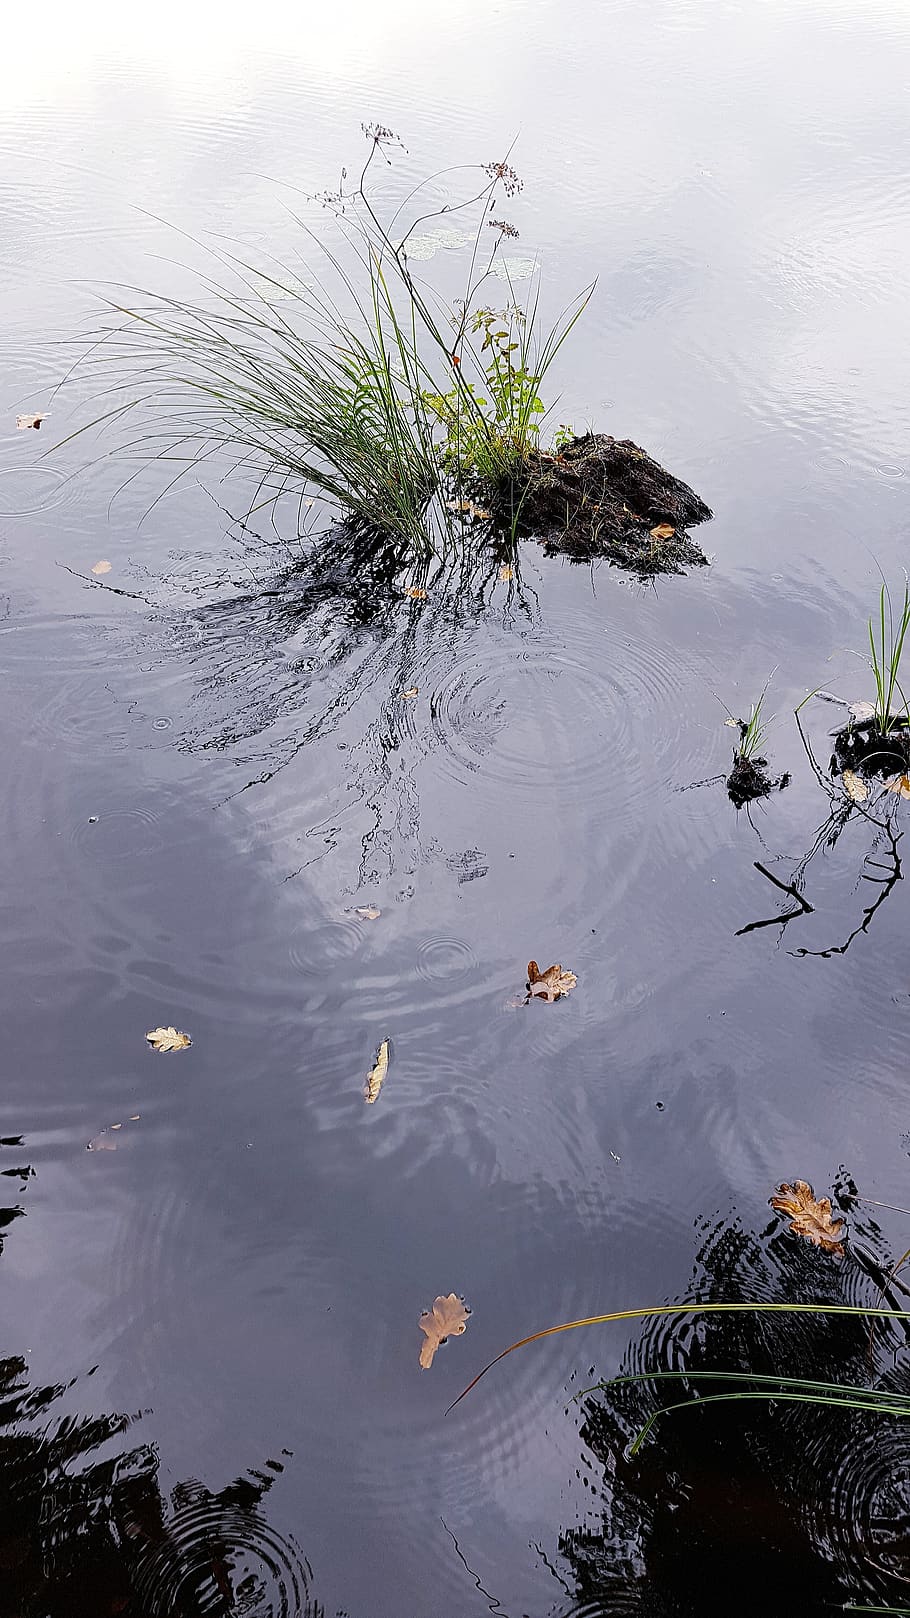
[735,861,815,936]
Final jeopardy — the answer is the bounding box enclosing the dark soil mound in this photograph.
[727,754,790,809]
[831,717,910,779]
[506,433,712,575]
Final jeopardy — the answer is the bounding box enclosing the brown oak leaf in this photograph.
[527,960,577,1002]
[770,1180,845,1255]
[418,1293,471,1368]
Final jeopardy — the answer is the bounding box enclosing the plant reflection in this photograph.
[0,1138,320,1618]
[557,1179,910,1614]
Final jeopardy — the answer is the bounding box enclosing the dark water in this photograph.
[4,1,910,1612]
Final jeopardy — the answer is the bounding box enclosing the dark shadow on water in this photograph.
[0,1140,321,1618]
[557,1177,910,1615]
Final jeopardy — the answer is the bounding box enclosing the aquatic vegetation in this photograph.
[58,126,716,572]
[869,579,910,737]
[723,682,789,806]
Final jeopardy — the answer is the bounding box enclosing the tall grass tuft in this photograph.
[65,128,593,553]
[869,579,910,735]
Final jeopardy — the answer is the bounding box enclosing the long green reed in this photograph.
[446,1299,910,1415]
[869,579,910,734]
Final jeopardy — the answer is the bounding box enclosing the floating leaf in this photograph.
[405,586,427,600]
[146,1025,192,1052]
[446,498,492,521]
[16,413,46,430]
[886,774,910,800]
[527,960,577,1002]
[723,717,739,729]
[418,1293,471,1368]
[849,700,876,722]
[364,1038,389,1104]
[91,560,112,576]
[353,905,381,920]
[498,564,514,582]
[842,769,868,804]
[770,1180,845,1255]
[650,523,675,541]
[400,687,418,701]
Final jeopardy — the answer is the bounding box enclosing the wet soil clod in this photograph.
[502,432,713,575]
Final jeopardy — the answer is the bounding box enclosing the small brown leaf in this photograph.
[842,769,868,804]
[405,586,427,600]
[400,687,418,701]
[650,523,676,541]
[770,1180,845,1255]
[418,1293,471,1368]
[364,1038,389,1104]
[445,498,492,521]
[91,560,112,576]
[16,413,46,430]
[354,905,381,920]
[146,1025,192,1052]
[527,960,577,1002]
[885,774,910,800]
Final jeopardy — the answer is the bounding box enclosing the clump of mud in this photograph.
[831,716,910,780]
[500,433,712,575]
[727,754,790,809]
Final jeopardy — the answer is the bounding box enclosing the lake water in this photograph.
[3,1,910,1612]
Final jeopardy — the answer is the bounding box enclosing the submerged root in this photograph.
[495,433,712,575]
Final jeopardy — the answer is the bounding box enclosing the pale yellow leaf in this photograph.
[364,1038,390,1104]
[17,413,46,430]
[418,1293,471,1368]
[770,1180,845,1255]
[527,960,577,1002]
[354,905,381,920]
[445,498,491,521]
[91,560,112,576]
[146,1024,192,1052]
[400,687,418,701]
[842,769,868,804]
[498,564,514,581]
[650,523,676,541]
[885,774,910,800]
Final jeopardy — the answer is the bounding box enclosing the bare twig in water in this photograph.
[735,862,815,936]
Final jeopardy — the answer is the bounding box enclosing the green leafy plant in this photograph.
[64,128,593,554]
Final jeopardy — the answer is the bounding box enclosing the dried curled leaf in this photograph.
[445,498,492,521]
[16,413,46,430]
[650,523,676,541]
[770,1180,845,1255]
[364,1039,389,1104]
[527,960,577,1002]
[400,687,418,701]
[353,904,381,921]
[418,1293,471,1368]
[842,768,868,804]
[885,774,910,800]
[146,1025,192,1052]
[405,586,427,600]
[91,560,112,576]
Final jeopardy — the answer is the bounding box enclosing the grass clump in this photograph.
[68,127,591,556]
